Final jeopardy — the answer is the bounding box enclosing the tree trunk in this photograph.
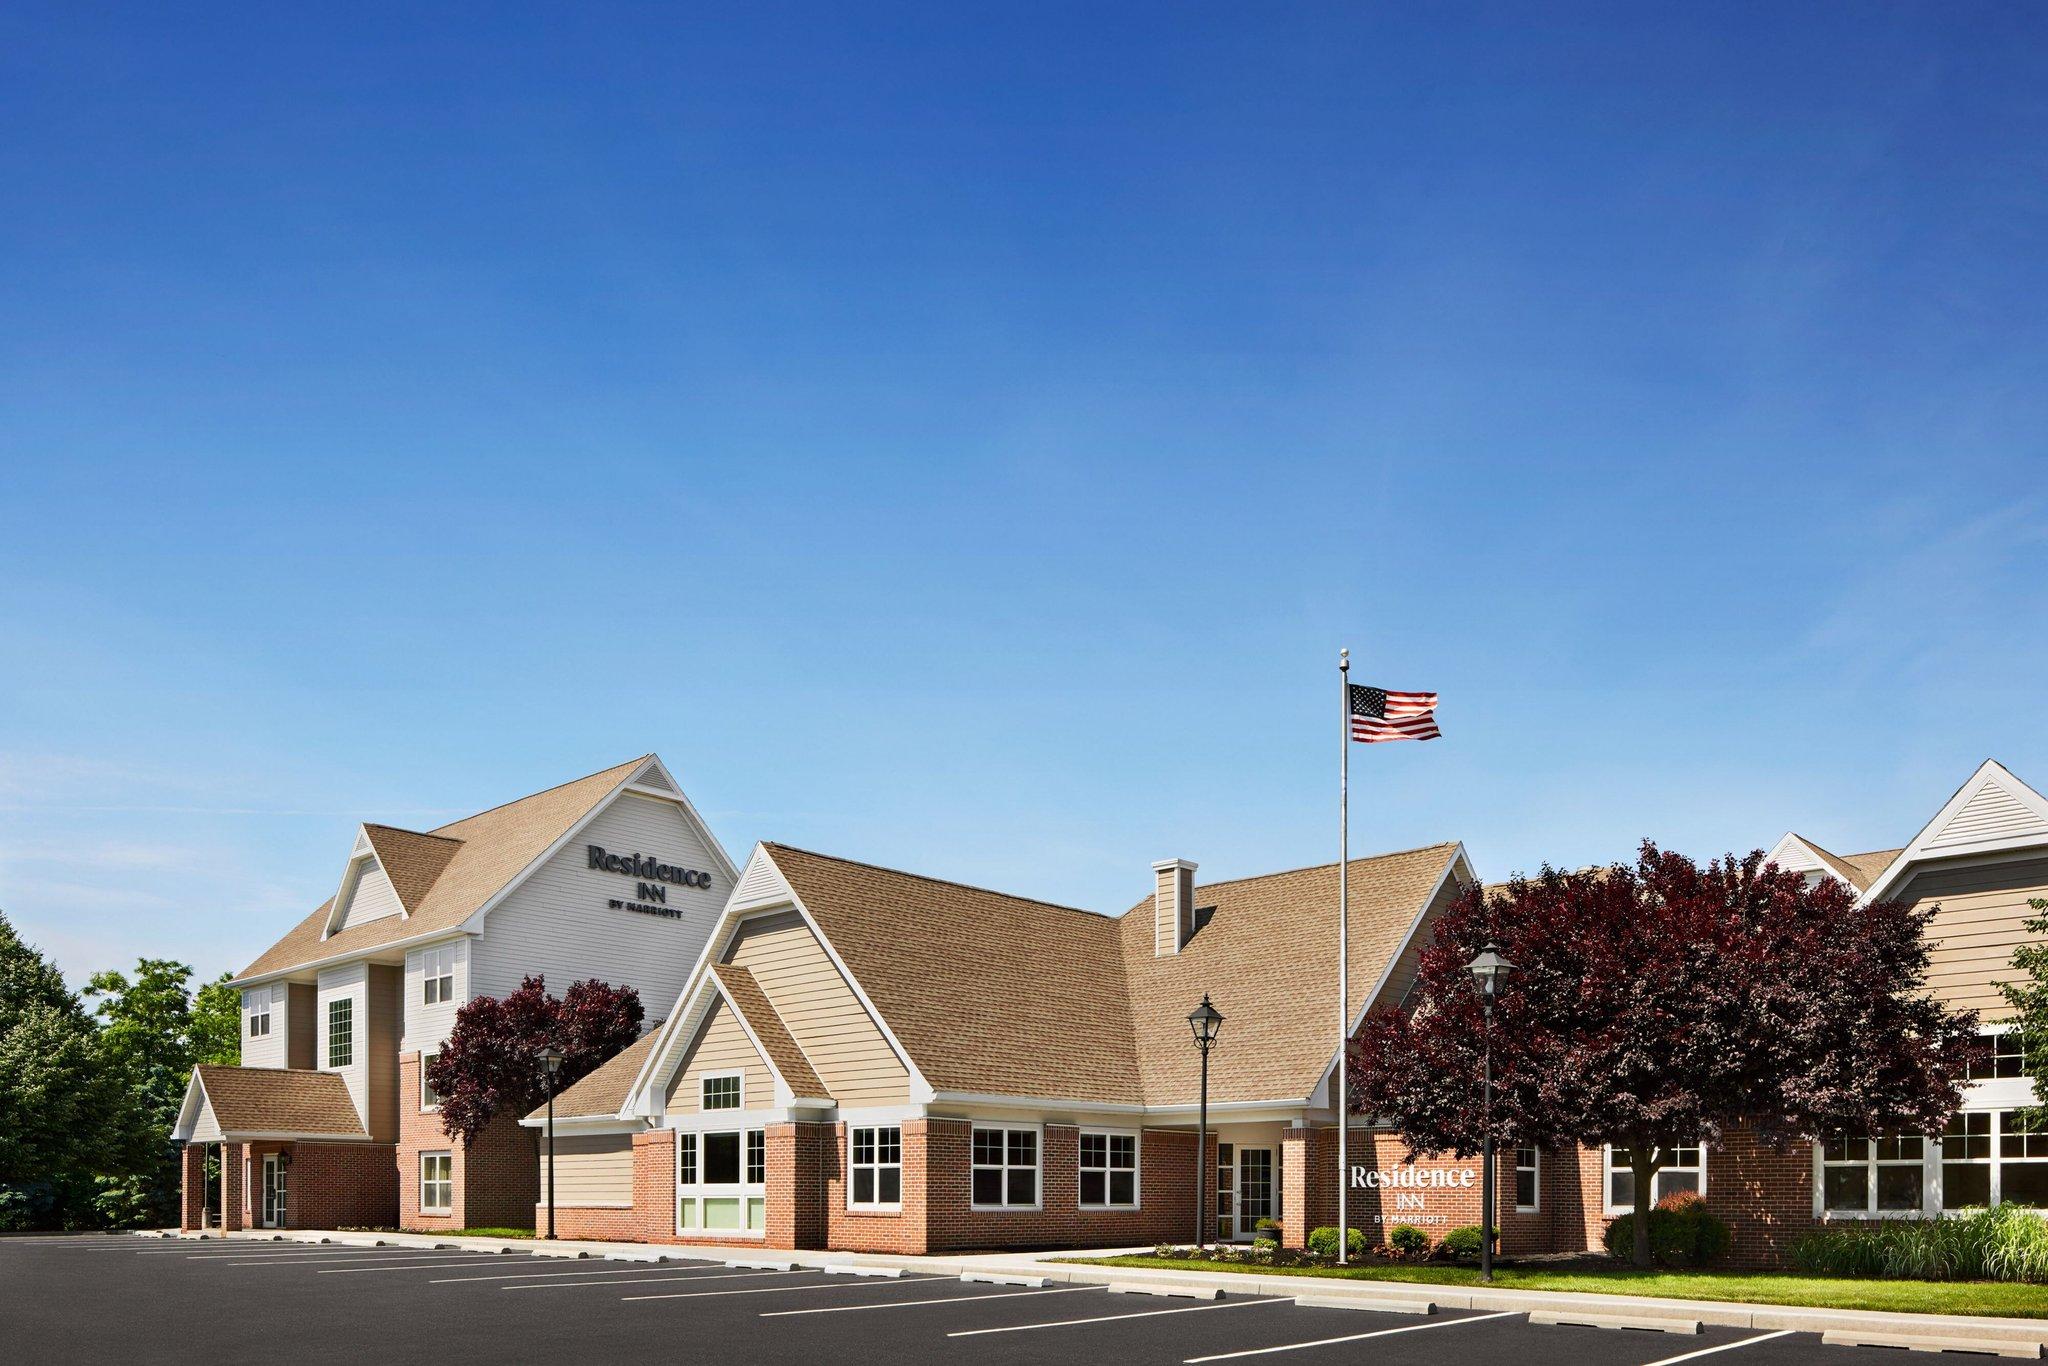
[1630,1146,1659,1270]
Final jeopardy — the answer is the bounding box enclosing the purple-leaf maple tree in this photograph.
[1348,842,1978,1269]
[426,975,644,1147]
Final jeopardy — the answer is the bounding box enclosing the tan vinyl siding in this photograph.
[666,998,774,1113]
[366,963,402,1142]
[1380,871,1464,1010]
[286,983,316,1070]
[1893,856,2048,1019]
[538,1132,634,1206]
[722,911,910,1107]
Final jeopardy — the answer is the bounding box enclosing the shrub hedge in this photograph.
[1603,1191,1731,1266]
[1306,1226,1367,1260]
[1789,1204,2048,1283]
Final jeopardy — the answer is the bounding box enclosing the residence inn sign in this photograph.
[589,843,715,920]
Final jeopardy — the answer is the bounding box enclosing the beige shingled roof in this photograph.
[235,756,650,983]
[194,1066,368,1138]
[713,963,828,1100]
[1840,848,1904,891]
[529,1030,662,1122]
[762,840,1464,1109]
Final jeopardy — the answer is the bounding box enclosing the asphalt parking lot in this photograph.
[0,1235,1963,1365]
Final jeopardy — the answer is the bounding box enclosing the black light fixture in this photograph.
[1465,943,1515,1283]
[542,1047,566,1240]
[1186,995,1224,1249]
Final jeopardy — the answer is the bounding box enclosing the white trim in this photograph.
[1861,759,2048,905]
[420,1050,441,1114]
[660,1108,806,1133]
[1811,1136,1938,1220]
[1077,1126,1142,1211]
[673,1122,768,1241]
[419,1150,453,1215]
[1600,1143,1706,1216]
[517,1115,646,1135]
[700,1069,746,1114]
[1761,833,1852,887]
[232,930,479,992]
[969,1120,1044,1212]
[1513,1145,1539,1214]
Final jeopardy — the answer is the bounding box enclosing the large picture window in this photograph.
[1605,1144,1702,1213]
[1079,1131,1138,1208]
[971,1126,1039,1208]
[1822,1136,1924,1214]
[326,997,352,1069]
[420,1152,452,1213]
[850,1126,902,1208]
[677,1125,766,1236]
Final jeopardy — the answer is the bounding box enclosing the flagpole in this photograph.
[1336,647,1350,1265]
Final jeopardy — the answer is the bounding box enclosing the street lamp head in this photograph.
[542,1047,566,1076]
[1466,943,1515,999]
[1186,994,1224,1052]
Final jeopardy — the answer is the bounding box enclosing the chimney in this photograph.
[1153,858,1198,956]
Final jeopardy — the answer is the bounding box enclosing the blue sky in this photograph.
[3,3,2045,988]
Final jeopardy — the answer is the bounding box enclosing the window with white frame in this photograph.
[420,1152,452,1213]
[1514,1146,1540,1211]
[421,945,456,1006]
[421,1051,442,1111]
[326,997,353,1068]
[247,989,272,1038]
[1966,1029,2026,1081]
[971,1126,1039,1208]
[701,1073,742,1111]
[850,1126,902,1208]
[1821,1136,1925,1214]
[1605,1144,1702,1212]
[677,1125,766,1235]
[1079,1131,1138,1208]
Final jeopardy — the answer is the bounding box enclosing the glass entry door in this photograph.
[260,1154,287,1228]
[1235,1147,1275,1239]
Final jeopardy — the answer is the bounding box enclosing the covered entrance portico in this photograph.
[172,1064,397,1232]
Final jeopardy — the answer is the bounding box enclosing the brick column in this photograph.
[1280,1127,1311,1248]
[631,1129,676,1243]
[221,1142,246,1232]
[180,1145,207,1231]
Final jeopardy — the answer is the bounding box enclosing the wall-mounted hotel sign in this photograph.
[1348,1164,1476,1227]
[588,845,714,920]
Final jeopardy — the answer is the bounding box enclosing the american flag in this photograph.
[1349,684,1441,743]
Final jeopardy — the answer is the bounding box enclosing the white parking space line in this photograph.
[1182,1309,1520,1362]
[620,1275,953,1303]
[177,1248,415,1259]
[509,1269,827,1293]
[198,1251,475,1263]
[1640,1331,1797,1366]
[762,1285,1102,1317]
[947,1297,1291,1337]
[318,1257,540,1274]
[436,1266,801,1286]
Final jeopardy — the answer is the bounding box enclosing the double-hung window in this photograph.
[420,1152,452,1213]
[1821,1136,1925,1214]
[1514,1146,1540,1212]
[421,1051,442,1111]
[421,945,456,1006]
[1078,1131,1138,1209]
[1605,1144,1702,1213]
[971,1126,1040,1208]
[247,990,272,1039]
[850,1126,902,1208]
[326,997,353,1068]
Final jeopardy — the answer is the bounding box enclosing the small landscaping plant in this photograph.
[1387,1224,1429,1258]
[1306,1226,1367,1261]
[1602,1191,1730,1267]
[1790,1203,2048,1283]
[1437,1224,1493,1262]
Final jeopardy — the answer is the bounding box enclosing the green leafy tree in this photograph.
[83,959,216,1227]
[0,912,129,1228]
[190,974,242,1067]
[1999,898,2048,1119]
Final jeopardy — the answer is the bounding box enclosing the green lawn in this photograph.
[422,1227,535,1239]
[1062,1255,2048,1320]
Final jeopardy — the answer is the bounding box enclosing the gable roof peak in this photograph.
[761,842,1107,920]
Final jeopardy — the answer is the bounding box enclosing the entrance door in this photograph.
[1236,1147,1275,1239]
[260,1154,287,1228]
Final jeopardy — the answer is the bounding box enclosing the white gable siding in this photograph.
[1930,783,2048,852]
[732,851,789,907]
[189,1092,223,1143]
[335,858,406,931]
[241,984,287,1069]
[468,791,723,1022]
[401,937,472,1054]
[316,961,370,1127]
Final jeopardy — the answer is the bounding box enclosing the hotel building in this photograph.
[175,755,2048,1267]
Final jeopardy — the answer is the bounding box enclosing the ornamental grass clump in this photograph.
[1789,1204,2048,1283]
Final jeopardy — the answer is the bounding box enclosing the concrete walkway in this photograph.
[149,1228,2048,1351]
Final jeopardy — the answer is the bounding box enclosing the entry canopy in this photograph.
[171,1065,371,1144]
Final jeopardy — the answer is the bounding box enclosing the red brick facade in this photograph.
[397,1052,539,1232]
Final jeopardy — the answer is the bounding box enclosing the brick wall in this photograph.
[921,1120,1203,1254]
[398,1051,539,1232]
[291,1142,399,1229]
[221,1142,245,1231]
[180,1145,207,1231]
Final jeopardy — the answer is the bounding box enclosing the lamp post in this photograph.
[1466,944,1514,1284]
[1187,996,1225,1249]
[542,1047,565,1241]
